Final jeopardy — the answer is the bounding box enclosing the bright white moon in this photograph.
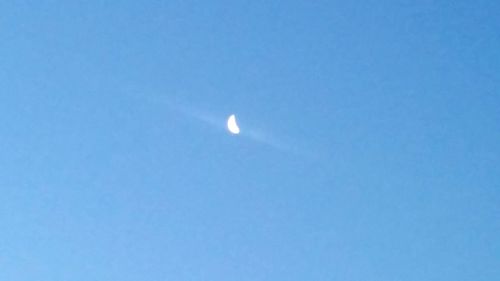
[227,114,240,134]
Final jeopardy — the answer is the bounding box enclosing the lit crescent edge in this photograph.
[227,114,240,134]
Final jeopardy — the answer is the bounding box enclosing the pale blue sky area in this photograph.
[1,1,499,280]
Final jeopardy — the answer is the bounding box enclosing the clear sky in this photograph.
[1,1,499,280]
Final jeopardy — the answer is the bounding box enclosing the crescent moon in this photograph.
[227,114,240,134]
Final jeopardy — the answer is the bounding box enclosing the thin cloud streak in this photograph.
[164,100,225,131]
[242,128,294,152]
[156,97,310,156]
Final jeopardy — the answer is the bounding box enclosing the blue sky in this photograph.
[1,1,499,280]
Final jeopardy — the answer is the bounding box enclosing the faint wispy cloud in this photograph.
[242,127,294,152]
[168,102,223,131]
[145,95,312,157]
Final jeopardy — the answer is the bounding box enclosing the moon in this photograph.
[227,114,240,134]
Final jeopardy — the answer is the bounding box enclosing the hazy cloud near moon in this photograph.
[150,96,309,156]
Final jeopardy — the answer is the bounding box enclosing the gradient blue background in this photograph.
[1,1,499,280]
